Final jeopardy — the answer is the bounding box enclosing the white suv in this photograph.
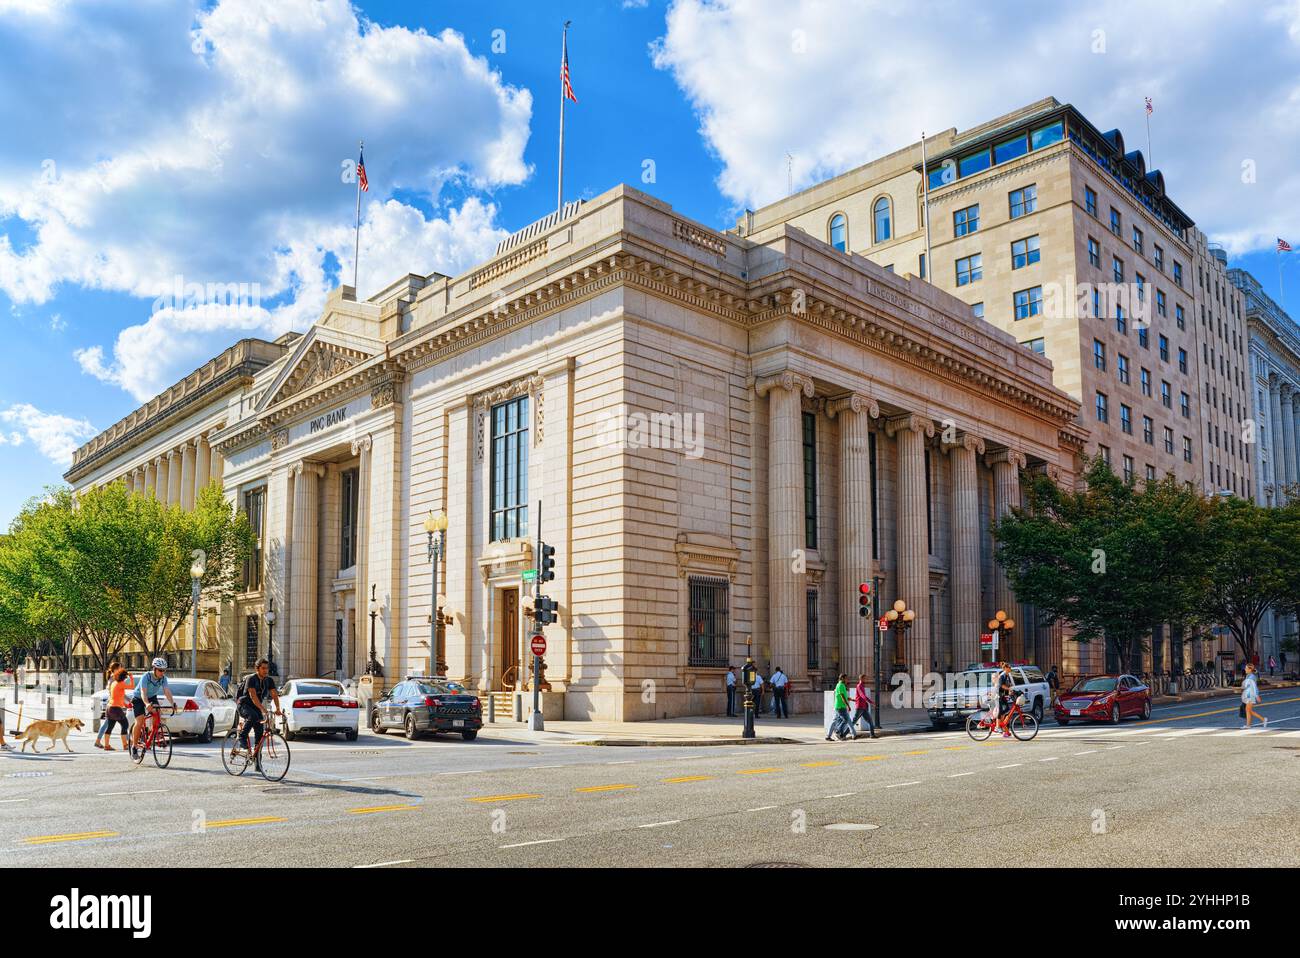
[926,665,1051,729]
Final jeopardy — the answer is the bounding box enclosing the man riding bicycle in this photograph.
[990,662,1016,738]
[233,658,281,756]
[130,657,177,757]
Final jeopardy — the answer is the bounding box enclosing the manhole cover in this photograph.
[744,861,807,868]
[4,771,53,778]
[262,786,307,795]
[823,823,880,831]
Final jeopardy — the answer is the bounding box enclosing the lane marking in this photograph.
[637,820,680,829]
[0,799,30,804]
[948,772,975,778]
[528,765,564,770]
[500,838,563,848]
[1039,757,1059,762]
[885,781,921,788]
[1135,694,1300,727]
[799,761,841,768]
[97,788,168,797]
[737,767,781,775]
[354,860,412,868]
[1074,750,1097,755]
[605,760,636,765]
[1105,744,1126,750]
[662,775,715,784]
[746,805,778,812]
[575,783,636,793]
[469,793,541,803]
[206,816,287,829]
[826,791,856,798]
[22,830,118,846]
[943,746,970,751]
[855,755,888,762]
[997,763,1022,769]
[1152,728,1216,738]
[348,804,417,815]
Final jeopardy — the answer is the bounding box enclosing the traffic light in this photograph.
[534,594,558,626]
[858,581,872,618]
[539,541,556,583]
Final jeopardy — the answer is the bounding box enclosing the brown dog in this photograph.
[14,717,85,753]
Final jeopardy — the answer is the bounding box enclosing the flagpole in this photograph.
[557,21,570,215]
[920,132,932,282]
[1145,111,1153,169]
[353,138,363,294]
[1280,248,1286,311]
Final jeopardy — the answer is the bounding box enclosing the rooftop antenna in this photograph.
[785,152,793,196]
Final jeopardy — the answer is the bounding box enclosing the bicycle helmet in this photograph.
[151,656,168,670]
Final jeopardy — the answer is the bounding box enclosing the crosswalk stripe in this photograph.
[1211,728,1270,736]
[1153,727,1217,737]
[1272,730,1300,738]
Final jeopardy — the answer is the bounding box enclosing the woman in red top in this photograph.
[852,673,877,738]
[95,664,134,751]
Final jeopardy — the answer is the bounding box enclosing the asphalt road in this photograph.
[4,687,1298,868]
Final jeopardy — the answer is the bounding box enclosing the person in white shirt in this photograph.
[1241,663,1266,729]
[770,667,789,718]
[752,672,765,715]
[725,666,737,717]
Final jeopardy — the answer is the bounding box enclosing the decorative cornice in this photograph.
[884,413,935,439]
[754,370,815,399]
[825,392,880,420]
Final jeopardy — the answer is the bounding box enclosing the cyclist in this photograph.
[130,657,177,757]
[233,658,282,756]
[991,662,1016,738]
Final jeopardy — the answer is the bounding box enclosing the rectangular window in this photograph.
[1113,256,1124,283]
[340,468,359,570]
[802,411,818,550]
[1009,184,1037,219]
[1011,235,1040,269]
[953,204,979,236]
[971,302,984,319]
[1093,338,1107,370]
[244,615,259,672]
[1085,185,1098,216]
[242,487,265,591]
[1141,368,1152,397]
[1118,353,1130,384]
[1180,392,1190,418]
[956,253,982,286]
[1159,334,1169,361]
[1021,337,1045,354]
[490,396,529,542]
[1110,207,1122,235]
[1030,121,1064,149]
[806,591,820,671]
[1088,237,1100,267]
[1116,306,1127,335]
[1154,245,1164,271]
[1161,381,1172,408]
[687,577,730,668]
[1120,404,1132,434]
[1175,304,1185,329]
[1135,273,1146,302]
[1095,392,1109,423]
[1123,455,1134,483]
[1138,325,1149,349]
[1098,445,1111,467]
[1132,226,1144,255]
[1013,285,1043,319]
[1146,463,1156,481]
[1143,415,1154,444]
[1183,436,1193,462]
[1178,348,1188,374]
[994,134,1029,165]
[1163,427,1174,454]
[959,148,992,178]
[1173,261,1183,287]
[1156,290,1167,317]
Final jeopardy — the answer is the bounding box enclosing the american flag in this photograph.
[1145,97,1153,115]
[1280,237,1293,253]
[561,37,578,103]
[357,147,369,193]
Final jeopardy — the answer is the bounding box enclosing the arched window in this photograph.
[873,196,892,243]
[828,213,847,252]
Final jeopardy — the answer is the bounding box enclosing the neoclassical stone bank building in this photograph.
[66,185,1087,720]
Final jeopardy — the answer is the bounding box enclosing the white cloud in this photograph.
[0,403,96,466]
[652,0,1300,254]
[0,0,531,399]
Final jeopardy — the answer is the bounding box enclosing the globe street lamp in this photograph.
[189,549,207,678]
[264,599,277,678]
[886,599,915,677]
[987,609,1015,662]
[424,510,448,675]
[740,635,757,739]
[367,584,382,676]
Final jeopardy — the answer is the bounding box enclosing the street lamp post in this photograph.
[741,637,757,739]
[987,609,1015,663]
[189,550,206,678]
[264,599,277,678]
[367,584,381,676]
[872,576,884,728]
[424,510,448,675]
[886,599,915,703]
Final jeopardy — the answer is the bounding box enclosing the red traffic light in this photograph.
[858,582,871,595]
[858,582,872,617]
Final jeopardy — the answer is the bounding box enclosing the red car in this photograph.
[1054,674,1152,725]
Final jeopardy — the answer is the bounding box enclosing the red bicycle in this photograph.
[131,703,177,768]
[967,693,1039,741]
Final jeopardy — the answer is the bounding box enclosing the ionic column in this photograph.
[155,456,169,503]
[828,393,879,680]
[1292,393,1300,497]
[179,440,196,511]
[1269,376,1285,503]
[946,432,984,669]
[167,450,182,505]
[123,471,135,495]
[289,461,325,679]
[987,447,1027,659]
[1282,385,1298,498]
[143,461,156,498]
[885,413,935,671]
[194,433,212,502]
[756,371,814,685]
[210,441,225,488]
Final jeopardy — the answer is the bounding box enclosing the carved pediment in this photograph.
[257,329,378,414]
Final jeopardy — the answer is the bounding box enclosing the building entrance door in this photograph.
[501,588,520,688]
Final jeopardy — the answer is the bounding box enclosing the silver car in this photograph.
[277,679,361,740]
[94,678,237,742]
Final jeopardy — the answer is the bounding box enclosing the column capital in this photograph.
[754,370,814,399]
[1282,382,1295,399]
[165,448,179,461]
[291,460,326,478]
[1291,391,1300,410]
[942,432,985,456]
[883,413,934,440]
[1027,460,1062,482]
[350,434,373,456]
[986,447,1027,470]
[1269,372,1281,391]
[826,392,879,420]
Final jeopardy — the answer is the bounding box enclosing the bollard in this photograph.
[46,697,55,721]
[488,693,495,724]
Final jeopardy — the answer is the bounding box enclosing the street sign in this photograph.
[521,569,538,581]
[530,634,547,656]
[879,618,889,632]
[980,632,994,652]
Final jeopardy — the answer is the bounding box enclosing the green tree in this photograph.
[994,458,1212,673]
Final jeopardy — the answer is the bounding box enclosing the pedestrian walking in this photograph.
[770,667,789,718]
[725,666,737,717]
[1241,663,1266,729]
[219,664,232,694]
[1267,655,1276,678]
[752,671,765,715]
[827,673,856,741]
[852,673,876,737]
[96,665,133,752]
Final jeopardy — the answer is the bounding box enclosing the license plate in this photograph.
[453,719,465,728]
[943,711,956,717]
[1070,709,1081,716]
[320,714,335,721]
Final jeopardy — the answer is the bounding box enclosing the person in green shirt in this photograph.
[827,673,857,741]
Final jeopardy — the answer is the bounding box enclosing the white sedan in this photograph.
[93,678,237,743]
[277,679,360,741]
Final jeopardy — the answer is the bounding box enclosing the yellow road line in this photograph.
[22,830,118,846]
[575,783,637,792]
[348,804,417,815]
[469,793,540,803]
[855,755,888,762]
[903,749,930,756]
[799,760,841,768]
[662,775,715,783]
[943,745,970,751]
[736,767,781,775]
[206,816,287,829]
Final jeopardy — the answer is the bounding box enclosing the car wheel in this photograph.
[345,727,358,742]
[1032,700,1044,723]
[1111,704,1122,724]
[199,715,214,744]
[1141,699,1152,720]
[371,710,385,734]
[461,730,478,741]
[281,717,296,741]
[404,713,420,740]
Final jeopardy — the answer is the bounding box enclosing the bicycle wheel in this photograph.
[1011,712,1039,741]
[966,713,992,741]
[221,728,251,776]
[151,725,173,768]
[255,730,291,782]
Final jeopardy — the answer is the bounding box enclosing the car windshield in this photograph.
[416,682,460,696]
[1072,677,1117,693]
[167,680,201,697]
[295,682,344,695]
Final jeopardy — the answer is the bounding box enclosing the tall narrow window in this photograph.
[873,196,892,243]
[340,467,359,569]
[829,213,847,252]
[802,411,818,549]
[242,487,265,591]
[806,590,820,670]
[490,396,529,541]
[244,615,259,671]
[687,576,730,668]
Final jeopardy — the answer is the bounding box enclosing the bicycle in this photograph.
[130,703,176,769]
[967,692,1039,741]
[221,709,290,782]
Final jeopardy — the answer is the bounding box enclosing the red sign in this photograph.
[879,618,889,632]
[980,632,995,650]
[530,634,547,657]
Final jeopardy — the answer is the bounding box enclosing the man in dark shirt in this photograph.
[236,658,282,753]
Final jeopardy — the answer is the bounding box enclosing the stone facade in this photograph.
[66,184,1085,720]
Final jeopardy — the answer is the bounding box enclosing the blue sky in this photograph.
[1,0,1298,527]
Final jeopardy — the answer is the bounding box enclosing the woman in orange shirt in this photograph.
[95,663,133,751]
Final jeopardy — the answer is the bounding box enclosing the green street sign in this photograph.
[521,569,538,581]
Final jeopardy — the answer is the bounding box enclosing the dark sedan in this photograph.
[371,677,482,740]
